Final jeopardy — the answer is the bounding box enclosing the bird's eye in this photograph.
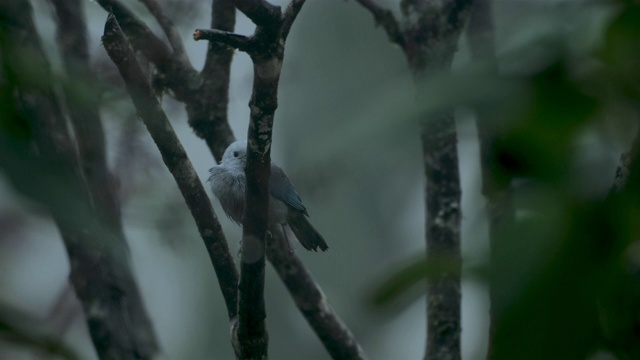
[233,151,239,158]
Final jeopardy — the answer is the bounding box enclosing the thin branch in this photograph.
[281,0,306,41]
[97,0,197,102]
[97,0,236,161]
[267,232,368,360]
[395,1,473,360]
[354,0,405,48]
[200,0,238,160]
[138,0,188,61]
[228,0,281,28]
[194,29,252,52]
[101,13,240,321]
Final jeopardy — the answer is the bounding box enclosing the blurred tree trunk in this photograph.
[0,1,160,358]
[356,1,472,359]
[466,0,515,356]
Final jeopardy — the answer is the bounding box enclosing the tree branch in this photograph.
[97,0,198,101]
[200,0,237,160]
[97,0,236,161]
[138,0,188,61]
[101,14,240,321]
[281,0,306,41]
[354,0,405,48]
[267,232,368,360]
[194,29,252,52]
[228,0,281,28]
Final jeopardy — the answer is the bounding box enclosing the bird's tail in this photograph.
[288,213,329,252]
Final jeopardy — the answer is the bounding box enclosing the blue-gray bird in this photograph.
[208,140,329,252]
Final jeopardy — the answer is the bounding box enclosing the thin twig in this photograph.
[354,0,405,48]
[194,29,252,52]
[101,13,240,321]
[138,0,188,60]
[281,0,306,41]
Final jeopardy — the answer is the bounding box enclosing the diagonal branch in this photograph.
[200,0,237,160]
[354,0,405,48]
[281,0,306,41]
[267,232,368,360]
[138,0,188,61]
[97,0,197,101]
[101,13,240,322]
[97,0,236,161]
[228,0,281,28]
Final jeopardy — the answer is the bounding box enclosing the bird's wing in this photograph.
[269,164,308,215]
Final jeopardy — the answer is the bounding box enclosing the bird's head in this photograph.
[221,140,248,170]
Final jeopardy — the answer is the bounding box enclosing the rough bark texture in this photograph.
[421,112,462,360]
[0,1,160,359]
[101,14,240,322]
[357,1,473,359]
[466,0,515,356]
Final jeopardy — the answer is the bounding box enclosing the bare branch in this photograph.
[101,13,240,321]
[281,0,306,41]
[228,0,281,27]
[267,232,368,360]
[97,0,236,161]
[138,0,188,61]
[194,29,252,52]
[354,0,405,48]
[97,0,198,102]
[200,0,238,160]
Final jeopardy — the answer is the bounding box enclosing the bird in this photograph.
[208,140,329,252]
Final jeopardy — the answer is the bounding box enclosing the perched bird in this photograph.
[208,140,328,252]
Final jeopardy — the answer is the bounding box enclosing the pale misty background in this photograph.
[0,0,617,359]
